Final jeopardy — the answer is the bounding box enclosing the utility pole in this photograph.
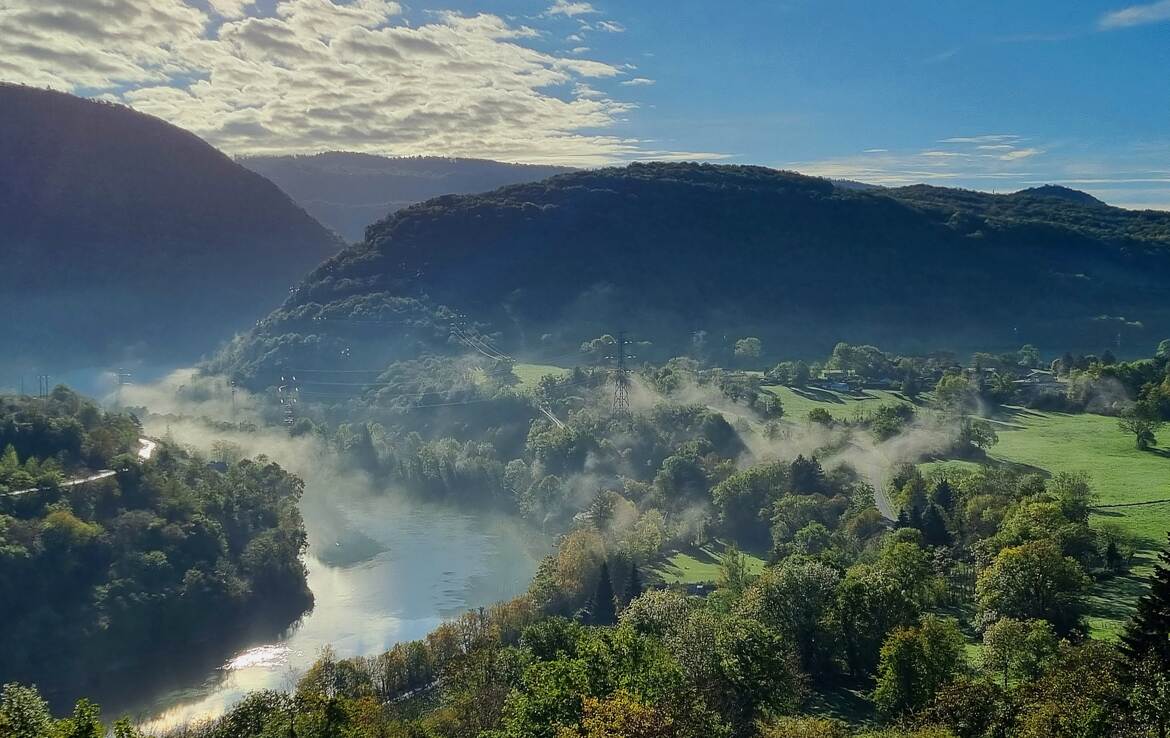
[37,375,50,399]
[609,331,633,418]
[230,379,237,418]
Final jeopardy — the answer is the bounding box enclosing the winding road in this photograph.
[2,437,157,498]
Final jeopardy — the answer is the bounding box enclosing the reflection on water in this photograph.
[126,492,542,732]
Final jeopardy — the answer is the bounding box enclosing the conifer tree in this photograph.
[921,504,952,547]
[623,562,642,606]
[592,560,617,625]
[932,479,955,514]
[1122,533,1170,671]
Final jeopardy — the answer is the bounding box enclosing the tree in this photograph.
[1120,409,1163,451]
[1121,533,1170,673]
[931,479,955,514]
[920,677,1009,738]
[60,699,103,738]
[733,337,763,364]
[834,564,920,677]
[737,558,841,674]
[1124,655,1170,738]
[0,683,52,738]
[793,361,811,387]
[1012,641,1125,738]
[901,374,921,400]
[667,610,801,735]
[623,562,643,607]
[873,616,966,718]
[1018,344,1041,368]
[807,408,833,426]
[561,691,678,738]
[591,560,617,626]
[976,539,1089,636]
[1157,339,1170,361]
[920,504,952,548]
[981,618,1058,687]
[718,544,753,598]
[934,373,977,415]
[878,540,940,611]
[1049,471,1097,524]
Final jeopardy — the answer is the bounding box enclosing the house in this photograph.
[814,369,858,392]
[1013,369,1065,399]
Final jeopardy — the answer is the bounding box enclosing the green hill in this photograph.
[0,84,343,374]
[212,162,1170,387]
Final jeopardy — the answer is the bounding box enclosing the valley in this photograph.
[4,17,1170,734]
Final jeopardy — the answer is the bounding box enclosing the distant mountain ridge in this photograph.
[1013,185,1105,206]
[239,152,575,242]
[0,84,343,373]
[212,162,1170,387]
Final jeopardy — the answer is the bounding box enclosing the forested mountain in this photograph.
[0,84,343,374]
[0,387,310,703]
[212,162,1170,386]
[886,182,1166,242]
[239,152,574,242]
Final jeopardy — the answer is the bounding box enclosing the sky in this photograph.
[2,0,1169,208]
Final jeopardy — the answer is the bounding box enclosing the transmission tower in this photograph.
[115,369,133,406]
[609,331,633,418]
[278,375,299,431]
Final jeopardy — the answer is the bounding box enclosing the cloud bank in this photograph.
[0,0,700,164]
[1100,0,1170,29]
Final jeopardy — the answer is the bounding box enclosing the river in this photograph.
[19,371,544,729]
[121,490,542,731]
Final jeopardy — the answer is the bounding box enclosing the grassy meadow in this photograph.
[651,542,768,585]
[759,384,911,422]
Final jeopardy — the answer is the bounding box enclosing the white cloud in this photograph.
[621,77,654,86]
[999,147,1043,161]
[0,0,668,165]
[938,134,1020,144]
[208,0,256,19]
[786,139,1170,210]
[787,136,1045,186]
[546,0,598,17]
[597,19,625,32]
[1099,0,1170,29]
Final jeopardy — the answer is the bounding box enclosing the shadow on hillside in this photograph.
[803,683,875,726]
[982,455,1051,477]
[996,405,1049,421]
[1087,566,1150,626]
[790,387,847,404]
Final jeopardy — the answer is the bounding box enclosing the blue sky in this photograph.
[521,0,1170,208]
[3,0,1168,207]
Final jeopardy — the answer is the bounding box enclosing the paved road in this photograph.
[138,437,157,460]
[2,437,157,498]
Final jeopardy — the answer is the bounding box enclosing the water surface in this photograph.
[127,491,541,731]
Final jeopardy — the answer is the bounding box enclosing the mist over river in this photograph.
[89,374,546,730]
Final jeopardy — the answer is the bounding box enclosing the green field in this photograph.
[512,363,572,390]
[651,542,767,585]
[928,408,1170,543]
[760,384,911,422]
[472,363,572,392]
[924,407,1170,638]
